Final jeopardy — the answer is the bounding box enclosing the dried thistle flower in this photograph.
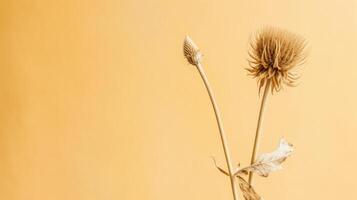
[247,27,305,187]
[247,27,307,93]
[183,36,202,66]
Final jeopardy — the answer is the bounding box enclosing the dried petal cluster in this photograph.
[247,27,306,93]
[183,36,202,66]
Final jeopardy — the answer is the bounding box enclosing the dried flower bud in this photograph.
[183,36,202,66]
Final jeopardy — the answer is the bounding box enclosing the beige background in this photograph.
[1,0,356,199]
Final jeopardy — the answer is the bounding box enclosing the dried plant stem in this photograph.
[248,80,271,185]
[196,63,239,200]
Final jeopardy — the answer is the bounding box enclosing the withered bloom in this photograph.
[247,27,307,93]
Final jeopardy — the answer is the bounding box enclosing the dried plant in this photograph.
[183,36,240,200]
[247,27,306,186]
[182,27,306,200]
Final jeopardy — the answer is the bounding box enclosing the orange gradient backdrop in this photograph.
[0,0,356,199]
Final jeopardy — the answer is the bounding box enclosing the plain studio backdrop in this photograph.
[0,0,356,199]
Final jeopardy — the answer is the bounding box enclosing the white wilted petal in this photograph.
[236,138,293,177]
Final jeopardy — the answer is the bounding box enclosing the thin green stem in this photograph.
[248,80,271,185]
[196,63,239,200]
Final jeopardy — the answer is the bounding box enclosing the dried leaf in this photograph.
[211,156,229,176]
[236,138,293,177]
[237,176,262,200]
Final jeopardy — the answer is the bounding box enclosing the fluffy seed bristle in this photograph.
[247,27,307,93]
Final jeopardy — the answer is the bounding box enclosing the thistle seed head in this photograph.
[247,27,307,93]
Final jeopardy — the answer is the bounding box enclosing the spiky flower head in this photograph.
[183,36,202,66]
[247,27,307,93]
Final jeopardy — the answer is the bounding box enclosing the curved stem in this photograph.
[196,63,239,200]
[248,80,271,185]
